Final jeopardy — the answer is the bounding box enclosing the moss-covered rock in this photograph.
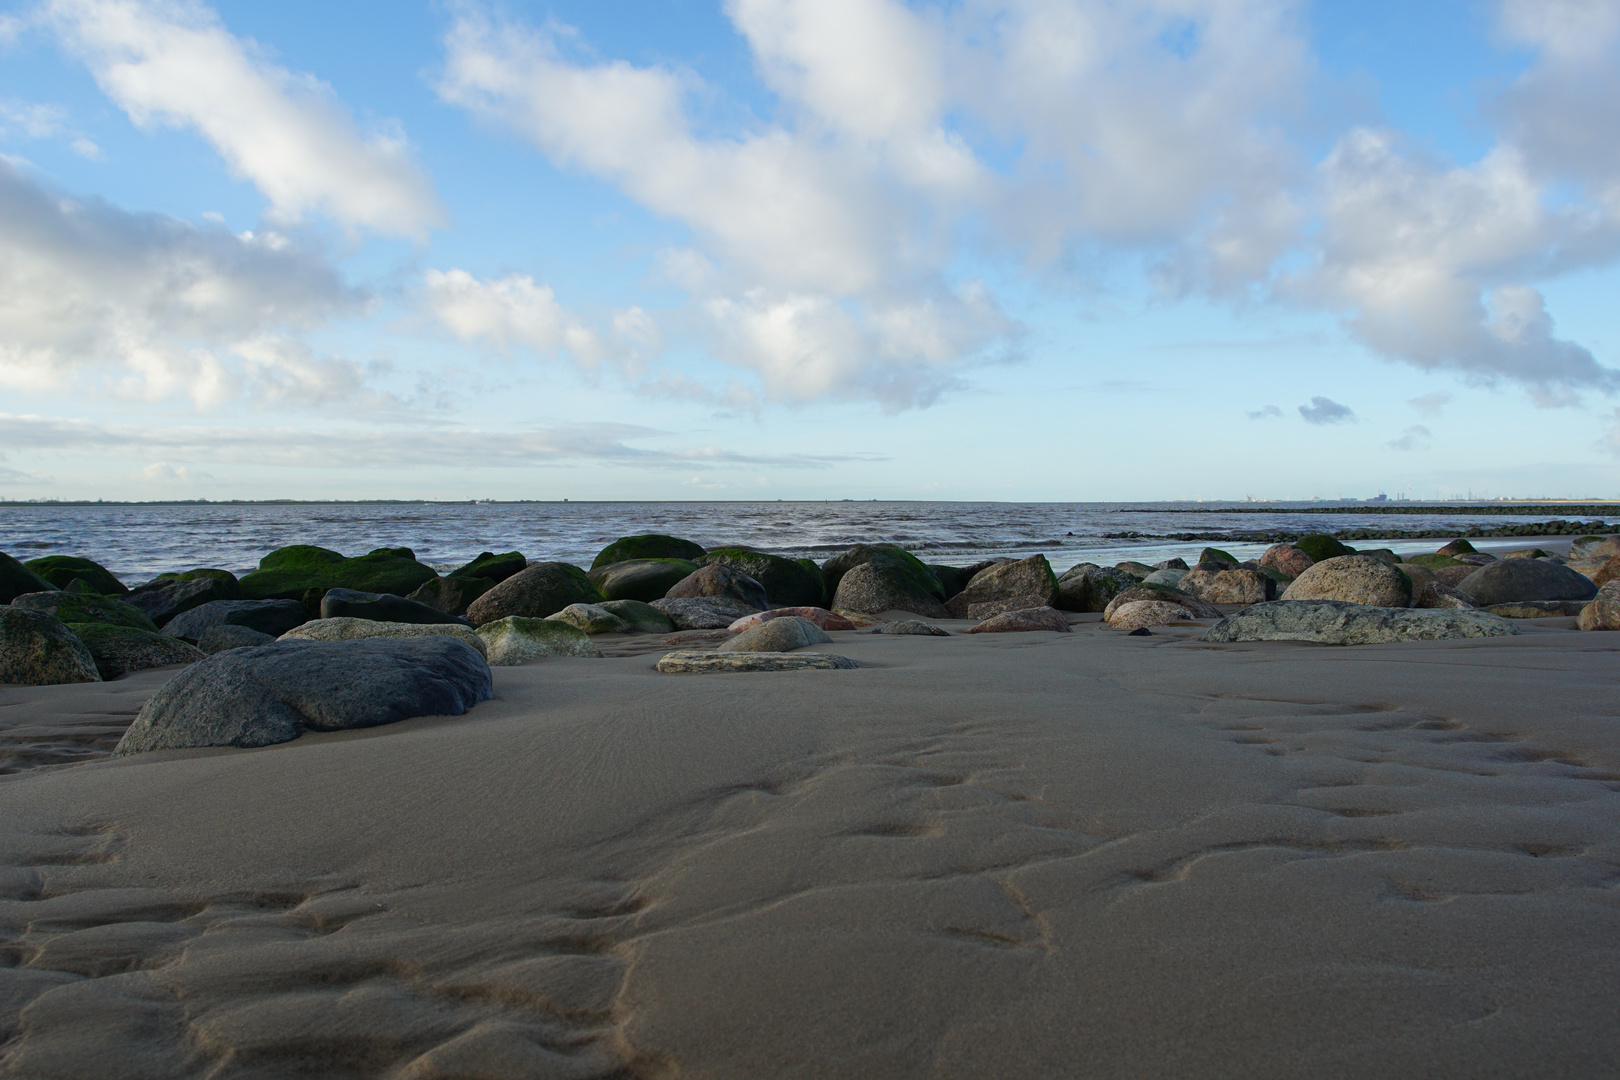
[466,563,604,625]
[945,555,1060,620]
[1436,538,1478,557]
[597,599,676,634]
[1198,547,1239,567]
[926,564,970,600]
[591,534,706,570]
[1,552,57,605]
[0,608,100,685]
[1404,553,1466,571]
[1115,561,1155,578]
[587,558,700,603]
[449,551,527,584]
[547,603,630,634]
[24,556,127,595]
[698,548,824,607]
[476,616,604,664]
[821,545,943,604]
[1293,534,1355,563]
[68,622,203,680]
[239,546,438,603]
[9,591,159,633]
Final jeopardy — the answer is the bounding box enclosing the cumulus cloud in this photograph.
[1247,404,1283,420]
[47,0,442,236]
[1298,396,1353,424]
[1388,425,1432,451]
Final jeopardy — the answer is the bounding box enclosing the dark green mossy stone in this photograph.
[1199,547,1238,566]
[11,591,158,633]
[1293,535,1355,562]
[587,559,700,603]
[372,547,416,560]
[591,535,706,570]
[257,545,345,572]
[449,551,527,583]
[24,556,127,595]
[1,552,57,605]
[822,545,944,603]
[926,564,970,600]
[240,546,437,603]
[698,548,824,607]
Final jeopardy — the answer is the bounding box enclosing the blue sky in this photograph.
[2,0,1619,501]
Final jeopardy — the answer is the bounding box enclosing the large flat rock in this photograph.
[1205,600,1519,645]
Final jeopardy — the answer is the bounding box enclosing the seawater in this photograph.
[2,501,1613,584]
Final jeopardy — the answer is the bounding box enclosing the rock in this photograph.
[821,546,944,605]
[1403,553,1467,571]
[1,552,58,604]
[664,564,769,610]
[124,574,242,627]
[1154,557,1189,571]
[1454,553,1497,566]
[161,599,312,644]
[23,556,127,595]
[238,546,438,605]
[959,558,1013,581]
[1413,581,1479,610]
[1199,547,1239,566]
[1114,561,1155,578]
[1142,568,1188,588]
[1204,600,1519,645]
[1107,600,1195,631]
[831,558,950,619]
[1280,555,1413,608]
[1588,557,1620,588]
[945,555,1059,620]
[1176,567,1276,606]
[0,608,101,685]
[728,607,857,633]
[926,564,970,600]
[651,596,764,630]
[1103,584,1222,622]
[67,623,203,680]
[197,625,277,654]
[476,616,604,664]
[696,549,823,607]
[1259,544,1313,580]
[9,591,159,633]
[588,558,701,603]
[1455,559,1597,607]
[280,617,488,656]
[406,575,492,618]
[654,650,858,673]
[1432,565,1477,587]
[449,551,527,584]
[962,606,1072,634]
[466,562,604,625]
[597,599,676,634]
[663,630,732,646]
[1055,564,1138,613]
[1436,538,1478,557]
[1360,549,1400,566]
[1502,548,1552,560]
[1572,536,1620,562]
[115,638,492,753]
[1486,600,1586,618]
[1577,583,1620,630]
[1395,563,1437,593]
[870,620,949,636]
[547,603,631,634]
[718,616,833,653]
[591,534,707,569]
[320,587,466,625]
[1293,534,1355,562]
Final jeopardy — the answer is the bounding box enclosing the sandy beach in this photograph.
[2,611,1617,1078]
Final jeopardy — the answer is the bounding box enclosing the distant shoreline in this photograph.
[3,499,1619,511]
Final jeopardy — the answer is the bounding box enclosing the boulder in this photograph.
[831,558,950,619]
[1,552,57,605]
[652,596,764,630]
[1455,559,1598,607]
[1154,557,1189,571]
[1293,534,1355,563]
[1280,556,1413,608]
[1199,547,1239,567]
[1435,539,1478,557]
[945,555,1059,620]
[1485,601,1587,618]
[115,637,492,753]
[238,546,438,605]
[926,564,971,600]
[1142,568,1188,588]
[1589,557,1620,589]
[1414,582,1478,610]
[962,606,1072,634]
[9,591,159,633]
[124,574,242,627]
[597,599,677,634]
[871,620,950,636]
[1258,544,1313,580]
[197,625,276,654]
[161,599,311,644]
[1115,561,1156,578]
[476,616,604,664]
[718,617,833,653]
[1432,565,1477,587]
[696,549,823,607]
[0,608,101,685]
[466,562,604,625]
[406,575,492,619]
[1502,548,1552,560]
[1572,536,1620,562]
[1577,583,1620,630]
[1103,584,1222,622]
[591,534,706,570]
[821,546,943,605]
[1403,553,1467,571]
[1395,563,1437,593]
[1055,564,1138,613]
[449,551,527,584]
[1454,553,1497,566]
[1176,567,1275,606]
[547,603,631,635]
[67,623,204,680]
[588,558,701,603]
[960,558,1013,581]
[319,587,465,625]
[1204,600,1518,645]
[1107,600,1195,631]
[1360,549,1401,566]
[23,556,127,595]
[281,617,488,657]
[665,564,769,610]
[728,607,857,633]
[654,650,858,673]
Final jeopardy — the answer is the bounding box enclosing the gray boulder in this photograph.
[280,617,488,656]
[1414,582,1479,610]
[1103,584,1222,622]
[1456,559,1598,607]
[832,559,950,619]
[1204,600,1519,645]
[1433,564,1477,588]
[652,596,764,630]
[197,624,276,654]
[1578,583,1620,630]
[1176,567,1276,606]
[161,599,311,644]
[1142,568,1188,588]
[655,650,858,673]
[0,608,101,685]
[718,616,832,653]
[115,637,492,754]
[597,599,676,634]
[320,587,465,625]
[476,616,604,664]
[962,606,1071,634]
[547,603,630,635]
[944,555,1059,620]
[406,575,493,619]
[124,575,241,627]
[465,562,604,625]
[1,552,57,605]
[664,564,769,610]
[821,546,943,605]
[871,620,949,636]
[588,559,699,603]
[1483,601,1587,619]
[1055,564,1137,613]
[1280,555,1413,608]
[1107,600,1195,631]
[68,623,203,680]
[1154,557,1189,571]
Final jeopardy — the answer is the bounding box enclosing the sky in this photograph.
[2,0,1620,502]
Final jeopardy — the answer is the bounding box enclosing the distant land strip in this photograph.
[1106,519,1620,544]
[1119,504,1620,515]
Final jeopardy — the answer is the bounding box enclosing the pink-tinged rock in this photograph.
[663,629,732,646]
[1432,564,1476,587]
[1106,600,1196,631]
[1258,544,1313,580]
[961,606,1072,634]
[1577,582,1620,631]
[728,607,857,633]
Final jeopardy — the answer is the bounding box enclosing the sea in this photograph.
[3,501,1616,584]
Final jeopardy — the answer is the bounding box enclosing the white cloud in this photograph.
[1298,396,1353,424]
[47,0,442,236]
[1247,404,1283,420]
[1388,425,1432,451]
[0,99,67,139]
[1409,391,1453,416]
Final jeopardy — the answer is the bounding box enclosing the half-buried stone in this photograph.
[1103,584,1221,622]
[655,650,858,673]
[115,637,493,753]
[1280,555,1413,608]
[547,603,630,635]
[476,616,604,664]
[280,617,488,656]
[197,624,276,654]
[1483,601,1589,619]
[1414,582,1479,610]
[1204,600,1518,645]
[588,559,700,603]
[871,620,950,636]
[597,599,676,634]
[465,562,604,625]
[0,608,102,685]
[652,596,763,630]
[161,599,311,644]
[663,564,769,610]
[1455,559,1598,607]
[718,616,832,653]
[831,558,949,619]
[1106,600,1193,631]
[68,623,203,680]
[944,555,1059,620]
[320,587,466,625]
[963,606,1071,634]
[1176,567,1275,606]
[728,607,857,632]
[1055,564,1137,613]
